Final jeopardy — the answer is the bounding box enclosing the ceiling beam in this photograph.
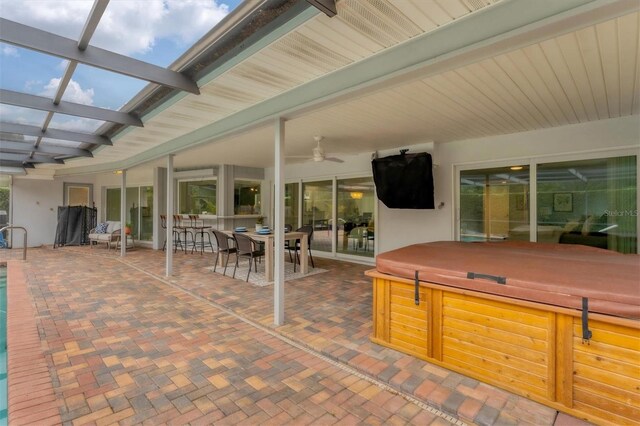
[0,160,34,169]
[306,0,336,17]
[0,122,112,146]
[0,152,64,164]
[0,18,200,95]
[0,140,93,157]
[0,89,143,126]
[0,165,26,174]
[78,0,109,50]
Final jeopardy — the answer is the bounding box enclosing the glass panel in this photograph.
[337,177,376,258]
[538,156,637,253]
[178,180,216,214]
[234,180,261,215]
[302,180,333,252]
[126,187,139,238]
[460,166,530,242]
[285,183,299,228]
[139,186,154,242]
[67,186,89,206]
[105,188,120,221]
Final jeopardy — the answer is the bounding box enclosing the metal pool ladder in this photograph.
[0,225,28,260]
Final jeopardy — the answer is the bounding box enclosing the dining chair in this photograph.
[211,229,237,276]
[293,225,314,272]
[284,223,293,262]
[233,232,265,282]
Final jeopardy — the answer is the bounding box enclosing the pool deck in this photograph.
[1,246,591,425]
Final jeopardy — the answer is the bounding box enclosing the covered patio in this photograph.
[3,246,560,425]
[1,0,639,424]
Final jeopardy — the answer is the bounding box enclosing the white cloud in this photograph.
[24,80,43,92]
[0,0,230,56]
[0,105,46,126]
[1,44,19,57]
[39,78,95,105]
[0,1,92,40]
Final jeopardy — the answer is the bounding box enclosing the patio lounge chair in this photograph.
[88,221,121,249]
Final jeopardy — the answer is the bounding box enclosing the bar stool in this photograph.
[161,215,181,252]
[189,214,214,254]
[173,215,193,253]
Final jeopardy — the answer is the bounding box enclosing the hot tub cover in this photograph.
[375,241,640,319]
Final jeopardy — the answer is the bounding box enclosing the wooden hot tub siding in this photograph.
[367,270,640,426]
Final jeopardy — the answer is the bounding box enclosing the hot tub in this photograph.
[366,241,639,425]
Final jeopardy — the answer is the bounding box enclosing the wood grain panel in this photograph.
[443,348,548,398]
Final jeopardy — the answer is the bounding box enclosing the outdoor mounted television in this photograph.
[372,151,434,209]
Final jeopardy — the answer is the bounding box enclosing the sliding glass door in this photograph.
[295,176,376,259]
[336,177,376,258]
[459,155,637,253]
[460,166,530,242]
[104,186,154,242]
[302,181,333,252]
[537,156,636,253]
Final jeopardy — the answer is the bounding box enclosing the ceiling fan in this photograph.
[289,136,344,163]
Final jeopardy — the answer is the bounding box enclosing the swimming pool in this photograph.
[0,266,6,425]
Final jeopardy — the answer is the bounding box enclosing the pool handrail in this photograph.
[0,225,27,260]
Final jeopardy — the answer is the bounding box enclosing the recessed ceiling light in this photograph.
[510,166,524,170]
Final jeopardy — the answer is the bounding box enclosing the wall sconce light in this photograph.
[113,170,123,175]
[350,191,363,200]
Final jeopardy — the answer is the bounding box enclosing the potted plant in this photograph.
[255,216,264,232]
[124,222,132,235]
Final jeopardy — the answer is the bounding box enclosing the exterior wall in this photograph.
[10,175,95,248]
[8,116,639,250]
[267,116,640,255]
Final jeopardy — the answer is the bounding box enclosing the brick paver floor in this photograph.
[2,246,590,425]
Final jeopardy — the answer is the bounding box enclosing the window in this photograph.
[178,179,216,215]
[538,156,636,253]
[106,188,120,221]
[460,166,530,242]
[337,177,376,258]
[64,183,92,206]
[234,180,261,215]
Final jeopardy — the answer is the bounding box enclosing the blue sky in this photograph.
[0,0,242,132]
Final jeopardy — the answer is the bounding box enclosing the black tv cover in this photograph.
[372,152,434,209]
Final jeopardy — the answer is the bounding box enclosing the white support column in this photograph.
[529,162,537,242]
[332,178,337,255]
[274,117,286,326]
[120,170,126,257]
[166,155,174,276]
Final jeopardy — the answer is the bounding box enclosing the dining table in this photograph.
[220,229,309,282]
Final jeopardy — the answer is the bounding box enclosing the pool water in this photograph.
[0,266,6,425]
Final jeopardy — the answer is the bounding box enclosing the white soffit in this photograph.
[287,11,640,147]
[168,9,640,168]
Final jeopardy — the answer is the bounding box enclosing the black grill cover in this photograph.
[372,152,434,209]
[54,205,97,247]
